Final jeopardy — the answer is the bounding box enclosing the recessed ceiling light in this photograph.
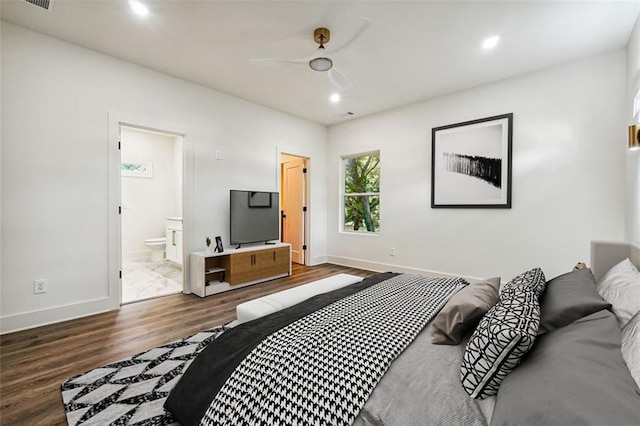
[129,0,149,17]
[330,93,341,103]
[482,35,500,50]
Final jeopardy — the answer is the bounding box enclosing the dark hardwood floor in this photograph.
[0,263,375,425]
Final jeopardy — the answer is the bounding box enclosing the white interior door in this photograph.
[282,158,306,265]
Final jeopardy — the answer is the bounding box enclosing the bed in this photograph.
[164,241,640,426]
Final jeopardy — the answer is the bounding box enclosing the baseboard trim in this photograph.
[326,255,488,283]
[310,255,328,266]
[123,250,151,261]
[0,297,119,335]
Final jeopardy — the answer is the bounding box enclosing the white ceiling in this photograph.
[2,1,638,125]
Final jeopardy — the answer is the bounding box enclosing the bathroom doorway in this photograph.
[119,125,184,304]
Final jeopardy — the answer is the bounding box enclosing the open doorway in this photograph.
[280,154,308,265]
[120,125,184,303]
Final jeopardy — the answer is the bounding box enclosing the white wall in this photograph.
[1,19,632,333]
[327,50,627,282]
[0,22,327,333]
[627,13,640,244]
[174,134,183,216]
[0,19,4,317]
[121,127,179,259]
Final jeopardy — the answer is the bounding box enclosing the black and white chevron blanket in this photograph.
[200,273,467,426]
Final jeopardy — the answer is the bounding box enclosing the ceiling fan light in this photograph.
[309,57,333,72]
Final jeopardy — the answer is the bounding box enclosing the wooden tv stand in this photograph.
[190,242,291,297]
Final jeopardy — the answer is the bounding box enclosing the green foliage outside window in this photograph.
[343,153,380,233]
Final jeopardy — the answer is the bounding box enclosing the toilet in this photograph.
[144,237,166,262]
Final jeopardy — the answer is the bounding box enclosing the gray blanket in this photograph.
[166,272,495,426]
[201,274,468,426]
[355,321,495,426]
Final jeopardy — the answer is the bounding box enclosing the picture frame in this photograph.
[431,113,513,208]
[121,161,153,178]
[214,236,224,253]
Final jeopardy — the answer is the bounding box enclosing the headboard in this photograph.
[590,240,640,281]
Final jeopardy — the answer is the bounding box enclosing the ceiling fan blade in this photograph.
[325,17,371,55]
[250,58,307,67]
[328,67,353,91]
[251,46,328,67]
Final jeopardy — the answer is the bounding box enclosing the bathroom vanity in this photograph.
[190,243,291,297]
[165,217,183,265]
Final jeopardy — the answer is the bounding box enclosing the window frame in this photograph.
[339,150,381,235]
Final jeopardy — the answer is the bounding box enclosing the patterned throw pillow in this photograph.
[500,267,546,298]
[461,287,541,399]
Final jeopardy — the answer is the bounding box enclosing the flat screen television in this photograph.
[230,190,280,248]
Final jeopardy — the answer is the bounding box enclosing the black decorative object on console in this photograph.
[214,236,224,253]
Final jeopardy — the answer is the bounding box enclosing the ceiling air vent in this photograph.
[24,0,53,11]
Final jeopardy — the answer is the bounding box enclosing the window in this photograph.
[341,151,380,233]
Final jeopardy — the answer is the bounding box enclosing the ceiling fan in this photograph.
[250,17,371,92]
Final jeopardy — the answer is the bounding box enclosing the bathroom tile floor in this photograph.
[122,259,183,304]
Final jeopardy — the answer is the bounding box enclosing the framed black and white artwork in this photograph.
[431,113,513,208]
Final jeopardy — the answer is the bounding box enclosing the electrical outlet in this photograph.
[34,279,47,294]
[390,247,396,256]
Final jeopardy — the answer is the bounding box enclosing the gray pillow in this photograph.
[432,277,500,345]
[492,309,640,426]
[538,268,611,335]
[621,310,640,388]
